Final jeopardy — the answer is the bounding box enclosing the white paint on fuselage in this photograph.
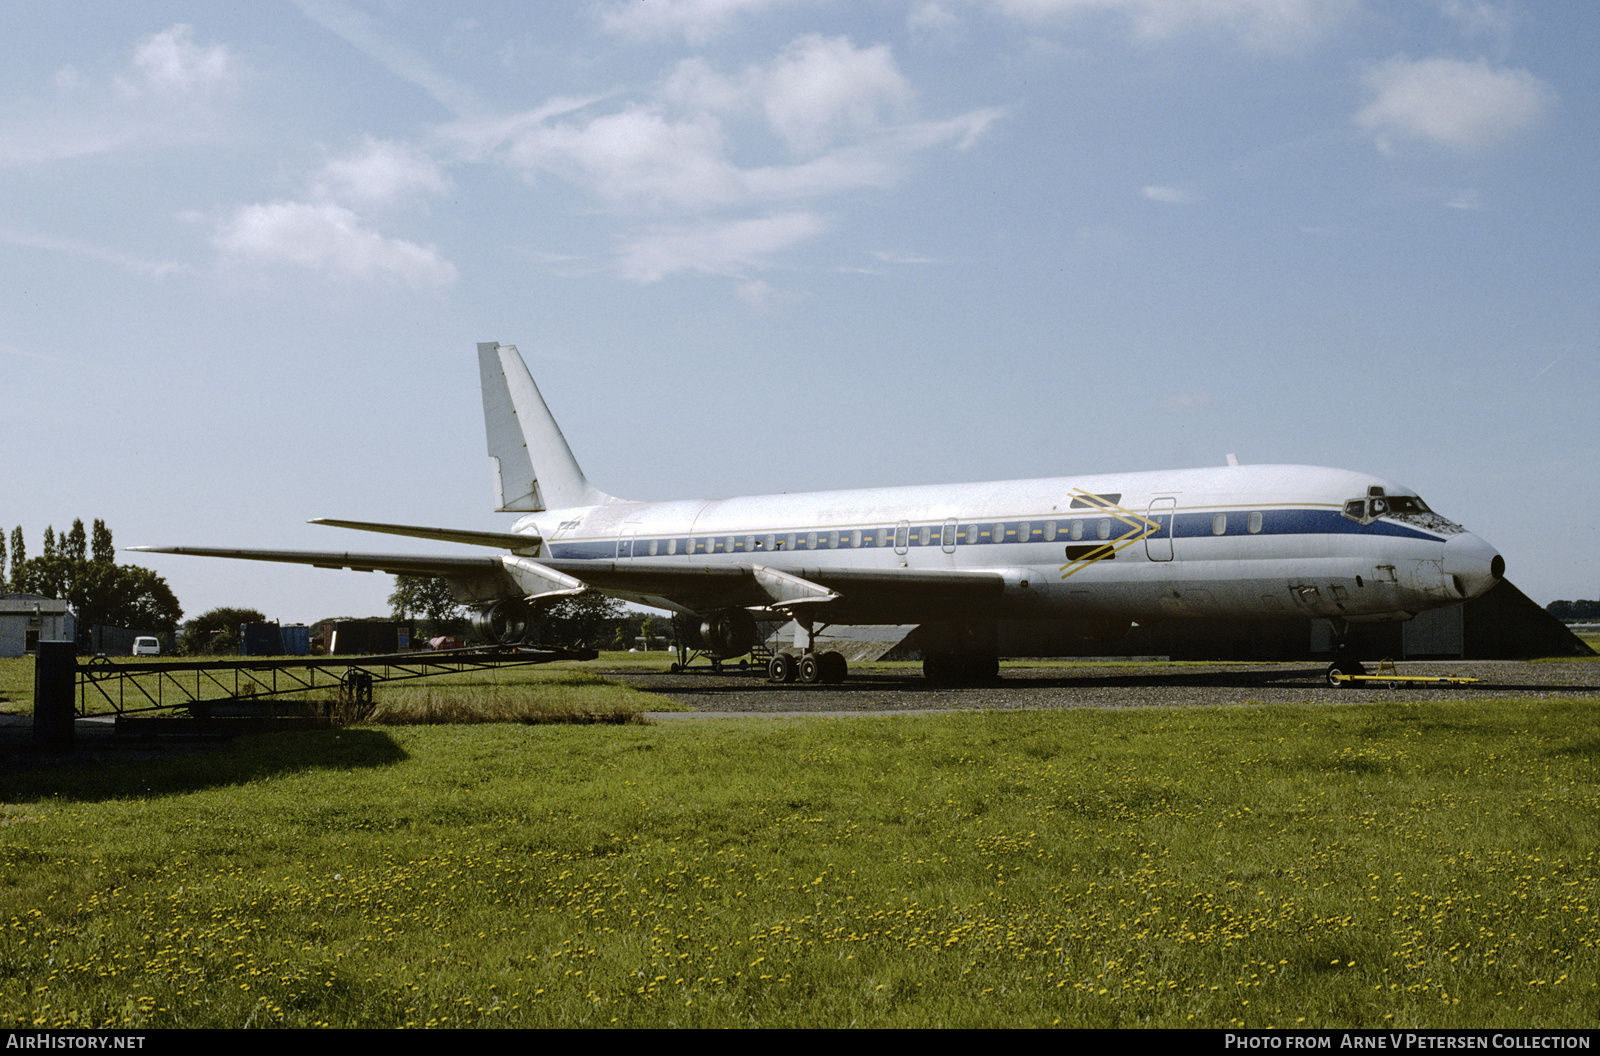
[510,464,1498,625]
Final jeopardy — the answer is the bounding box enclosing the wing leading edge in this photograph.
[127,544,1005,623]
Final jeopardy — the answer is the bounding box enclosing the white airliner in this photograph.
[134,342,1505,685]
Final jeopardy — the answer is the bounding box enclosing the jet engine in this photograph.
[472,599,532,645]
[695,609,758,658]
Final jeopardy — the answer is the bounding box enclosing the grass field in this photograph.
[1,687,1595,1028]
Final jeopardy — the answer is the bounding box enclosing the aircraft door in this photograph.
[1145,498,1175,562]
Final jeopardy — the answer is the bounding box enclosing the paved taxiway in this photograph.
[607,660,1600,717]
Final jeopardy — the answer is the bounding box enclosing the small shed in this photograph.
[0,594,77,658]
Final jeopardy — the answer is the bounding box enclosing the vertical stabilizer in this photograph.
[478,342,611,512]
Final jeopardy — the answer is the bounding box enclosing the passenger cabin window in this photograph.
[1212,513,1226,536]
[1019,521,1031,540]
[966,524,978,544]
[1248,512,1263,534]
[1044,522,1057,542]
[829,531,840,549]
[649,539,659,556]
[918,526,931,547]
[1097,518,1111,540]
[852,529,863,548]
[1070,520,1084,541]
[668,538,677,555]
[807,531,818,550]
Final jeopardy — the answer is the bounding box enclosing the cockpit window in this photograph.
[1343,492,1454,530]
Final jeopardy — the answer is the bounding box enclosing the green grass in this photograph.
[0,698,1595,1028]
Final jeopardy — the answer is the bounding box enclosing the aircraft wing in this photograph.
[130,545,1006,622]
[127,546,506,578]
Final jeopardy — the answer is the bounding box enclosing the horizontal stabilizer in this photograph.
[310,518,540,551]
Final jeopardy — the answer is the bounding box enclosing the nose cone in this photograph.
[1443,533,1505,599]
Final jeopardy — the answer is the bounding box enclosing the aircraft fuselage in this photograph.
[511,463,1502,627]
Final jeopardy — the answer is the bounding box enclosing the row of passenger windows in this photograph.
[612,511,1268,556]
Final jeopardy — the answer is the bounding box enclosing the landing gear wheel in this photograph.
[819,651,848,684]
[798,653,823,684]
[1327,664,1349,688]
[768,653,797,684]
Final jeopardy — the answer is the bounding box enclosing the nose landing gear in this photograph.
[1326,622,1368,687]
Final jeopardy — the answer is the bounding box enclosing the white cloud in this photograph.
[215,200,456,289]
[1356,56,1556,153]
[0,228,189,278]
[987,0,1357,50]
[447,39,998,216]
[597,0,816,44]
[909,3,962,37]
[619,213,825,282]
[315,138,449,208]
[1163,389,1215,413]
[121,24,234,96]
[1142,184,1192,204]
[1,25,236,165]
[1436,0,1516,43]
[294,0,480,116]
[1444,188,1482,210]
[762,36,913,154]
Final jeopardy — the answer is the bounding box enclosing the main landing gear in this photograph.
[767,650,848,684]
[766,615,849,684]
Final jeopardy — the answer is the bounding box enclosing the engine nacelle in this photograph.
[698,609,758,658]
[472,599,532,645]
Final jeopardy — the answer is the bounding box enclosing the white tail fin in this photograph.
[478,342,612,512]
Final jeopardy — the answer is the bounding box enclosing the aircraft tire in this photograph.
[799,653,823,684]
[769,653,797,684]
[820,651,848,684]
[1327,664,1348,687]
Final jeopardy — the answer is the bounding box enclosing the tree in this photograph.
[178,607,268,655]
[0,531,6,589]
[532,593,628,646]
[64,519,87,563]
[388,575,463,624]
[91,520,114,564]
[6,521,183,635]
[8,527,23,589]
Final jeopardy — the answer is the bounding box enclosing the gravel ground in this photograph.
[605,660,1600,717]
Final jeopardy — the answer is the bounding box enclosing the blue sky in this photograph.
[4,1,1595,624]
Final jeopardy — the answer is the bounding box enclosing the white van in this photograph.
[131,637,161,656]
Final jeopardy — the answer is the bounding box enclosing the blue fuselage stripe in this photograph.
[544,509,1440,560]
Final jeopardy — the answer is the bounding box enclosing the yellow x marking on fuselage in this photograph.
[1058,491,1162,579]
